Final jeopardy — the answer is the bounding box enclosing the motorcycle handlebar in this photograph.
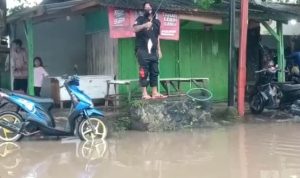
[255,69,267,73]
[255,68,281,74]
[60,75,79,87]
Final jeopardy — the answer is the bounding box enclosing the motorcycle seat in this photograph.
[281,84,300,92]
[12,93,54,110]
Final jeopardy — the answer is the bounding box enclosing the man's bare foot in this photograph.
[142,94,152,100]
[152,93,167,99]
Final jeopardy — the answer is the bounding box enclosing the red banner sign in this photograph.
[108,7,135,38]
[157,12,180,40]
[108,7,180,40]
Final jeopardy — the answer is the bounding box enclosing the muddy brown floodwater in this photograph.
[1,123,300,178]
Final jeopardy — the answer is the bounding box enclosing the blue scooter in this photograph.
[0,75,107,142]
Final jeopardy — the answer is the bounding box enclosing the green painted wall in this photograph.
[181,21,228,30]
[178,29,229,101]
[118,26,229,101]
[117,39,140,94]
[0,54,10,89]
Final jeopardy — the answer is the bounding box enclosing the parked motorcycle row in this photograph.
[249,60,300,115]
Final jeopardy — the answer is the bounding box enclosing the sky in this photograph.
[7,0,43,9]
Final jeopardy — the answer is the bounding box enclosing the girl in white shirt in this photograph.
[34,57,48,97]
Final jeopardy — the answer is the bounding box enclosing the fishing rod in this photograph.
[153,0,165,18]
[151,0,165,93]
[147,0,165,30]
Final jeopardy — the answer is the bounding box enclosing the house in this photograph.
[5,0,300,103]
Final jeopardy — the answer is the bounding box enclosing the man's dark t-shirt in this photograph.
[134,15,160,59]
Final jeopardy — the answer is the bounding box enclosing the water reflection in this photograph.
[0,124,300,178]
[0,139,107,178]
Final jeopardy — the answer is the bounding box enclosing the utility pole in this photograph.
[237,0,249,117]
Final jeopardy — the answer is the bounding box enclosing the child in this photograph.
[34,57,48,97]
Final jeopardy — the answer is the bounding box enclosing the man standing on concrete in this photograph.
[133,2,167,99]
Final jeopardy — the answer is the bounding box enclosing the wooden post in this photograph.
[24,20,34,95]
[237,0,249,117]
[228,0,236,106]
[276,22,285,82]
[261,22,279,41]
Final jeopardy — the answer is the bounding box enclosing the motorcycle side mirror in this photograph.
[74,64,78,75]
[62,74,68,79]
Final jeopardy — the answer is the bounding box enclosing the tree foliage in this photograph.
[8,0,39,15]
[195,0,217,9]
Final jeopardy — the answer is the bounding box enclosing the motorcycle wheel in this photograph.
[250,93,265,114]
[0,112,23,142]
[78,139,108,161]
[77,117,108,141]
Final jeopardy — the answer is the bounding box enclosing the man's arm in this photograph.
[133,16,152,32]
[133,23,146,32]
[157,20,162,59]
[133,22,152,32]
[157,37,162,59]
[22,49,28,71]
[157,36,161,50]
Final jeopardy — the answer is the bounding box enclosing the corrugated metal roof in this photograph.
[42,0,73,4]
[96,0,300,21]
[7,0,300,23]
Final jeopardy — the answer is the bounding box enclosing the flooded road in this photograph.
[1,123,300,178]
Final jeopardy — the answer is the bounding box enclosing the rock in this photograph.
[129,96,214,132]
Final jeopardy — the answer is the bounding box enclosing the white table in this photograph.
[49,75,115,108]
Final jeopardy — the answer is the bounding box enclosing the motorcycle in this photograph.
[249,65,300,114]
[0,74,108,142]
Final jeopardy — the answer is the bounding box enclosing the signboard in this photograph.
[157,12,180,40]
[108,7,135,38]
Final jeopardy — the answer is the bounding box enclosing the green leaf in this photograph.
[195,0,216,9]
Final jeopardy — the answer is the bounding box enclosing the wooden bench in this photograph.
[160,78,209,95]
[104,78,209,106]
[104,79,138,107]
